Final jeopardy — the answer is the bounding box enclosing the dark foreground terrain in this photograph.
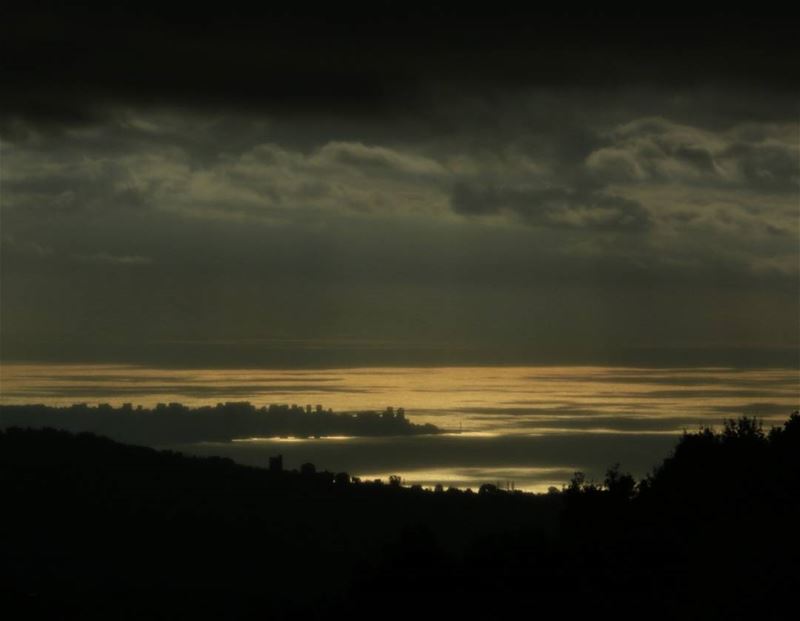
[2,413,798,620]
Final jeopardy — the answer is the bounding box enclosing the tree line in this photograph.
[1,412,797,619]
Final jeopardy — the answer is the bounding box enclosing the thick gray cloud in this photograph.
[0,38,800,365]
[451,184,652,231]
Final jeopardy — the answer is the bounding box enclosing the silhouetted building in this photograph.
[269,454,283,472]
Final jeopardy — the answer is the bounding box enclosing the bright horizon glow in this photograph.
[1,364,796,437]
[3,363,796,492]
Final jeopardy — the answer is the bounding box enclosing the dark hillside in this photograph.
[2,413,798,620]
[0,426,556,619]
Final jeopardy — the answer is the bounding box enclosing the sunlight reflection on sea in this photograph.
[2,364,797,491]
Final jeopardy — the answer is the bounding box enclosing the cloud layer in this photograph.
[1,7,798,367]
[2,95,798,367]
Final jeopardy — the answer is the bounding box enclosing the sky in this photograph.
[1,5,798,369]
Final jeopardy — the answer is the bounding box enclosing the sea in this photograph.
[1,364,798,492]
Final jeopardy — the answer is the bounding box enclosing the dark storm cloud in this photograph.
[1,4,798,368]
[724,142,800,193]
[451,184,652,231]
[585,117,800,194]
[1,109,797,366]
[2,4,799,128]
